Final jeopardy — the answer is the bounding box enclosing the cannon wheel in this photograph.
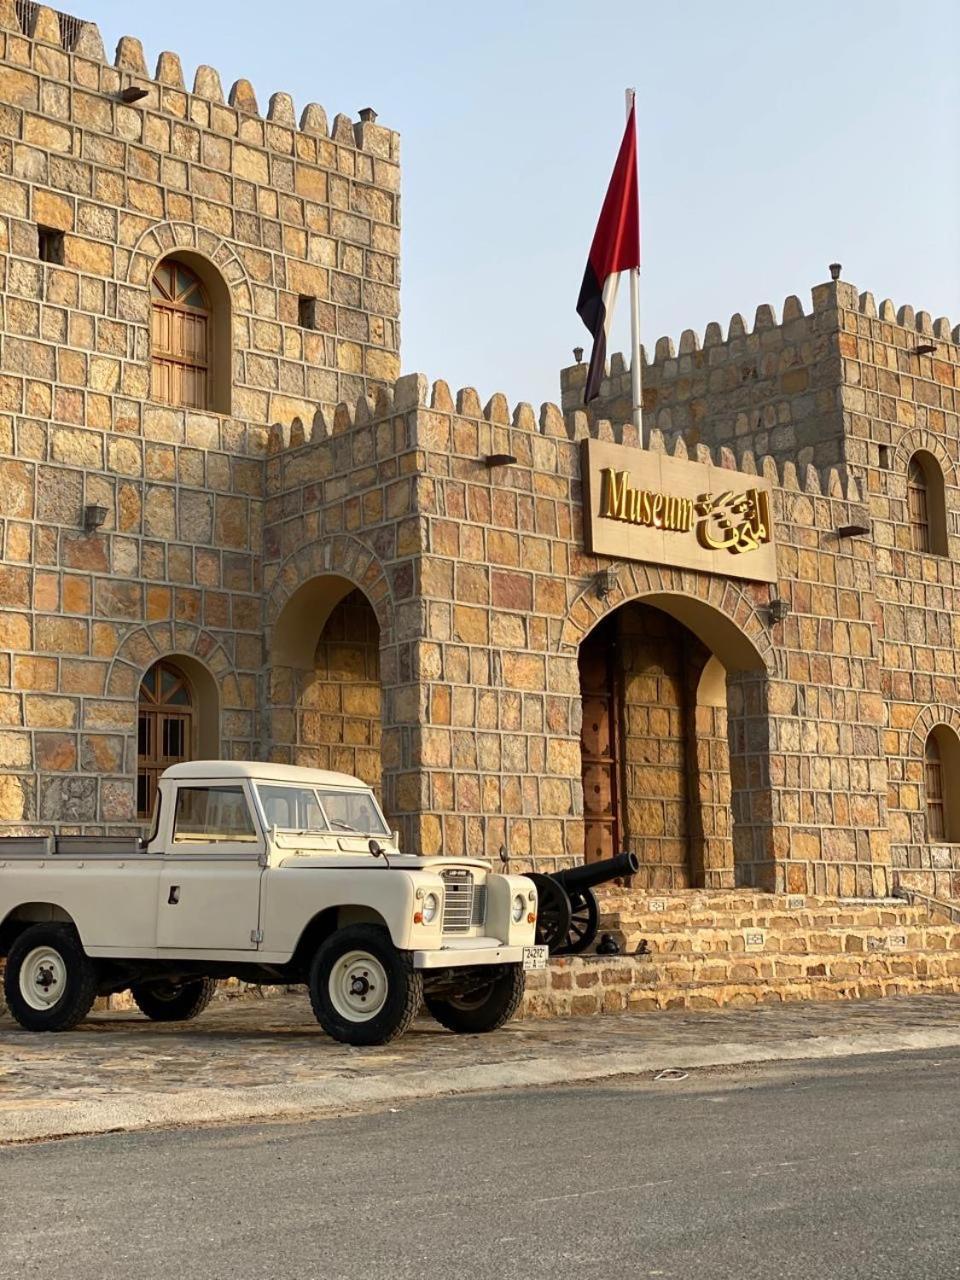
[529,874,572,952]
[554,888,600,956]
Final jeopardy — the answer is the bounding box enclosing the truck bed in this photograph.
[0,836,147,858]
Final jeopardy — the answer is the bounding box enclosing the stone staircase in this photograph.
[520,890,960,1018]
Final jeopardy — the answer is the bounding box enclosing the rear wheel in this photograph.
[3,923,98,1032]
[130,977,218,1022]
[309,924,422,1046]
[425,965,525,1034]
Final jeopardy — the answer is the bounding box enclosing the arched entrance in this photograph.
[269,576,383,791]
[577,595,769,889]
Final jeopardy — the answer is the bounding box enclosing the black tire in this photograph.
[309,924,422,1046]
[3,923,98,1032]
[425,965,525,1034]
[130,977,218,1022]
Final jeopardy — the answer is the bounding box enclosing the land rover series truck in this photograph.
[0,763,545,1045]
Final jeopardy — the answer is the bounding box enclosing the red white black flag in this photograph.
[576,101,641,403]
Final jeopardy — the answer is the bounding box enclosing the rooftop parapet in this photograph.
[561,275,959,409]
[265,369,864,504]
[1,2,399,162]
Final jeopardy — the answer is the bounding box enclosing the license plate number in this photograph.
[522,945,549,970]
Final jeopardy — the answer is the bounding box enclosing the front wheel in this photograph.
[309,924,422,1046]
[425,965,525,1034]
[130,977,218,1022]
[3,923,98,1032]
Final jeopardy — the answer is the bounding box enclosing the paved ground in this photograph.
[4,1048,960,1279]
[4,991,960,1143]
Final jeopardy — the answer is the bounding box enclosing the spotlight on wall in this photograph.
[836,523,870,539]
[484,453,517,468]
[594,566,618,599]
[83,503,108,533]
[766,597,789,626]
[117,86,149,104]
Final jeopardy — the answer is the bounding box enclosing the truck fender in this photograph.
[288,905,391,975]
[0,902,77,957]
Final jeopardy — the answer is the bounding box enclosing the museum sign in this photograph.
[581,438,778,584]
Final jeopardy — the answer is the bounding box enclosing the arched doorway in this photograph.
[577,596,768,889]
[136,656,220,820]
[269,577,383,792]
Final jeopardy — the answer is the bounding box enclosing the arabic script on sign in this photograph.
[694,488,772,555]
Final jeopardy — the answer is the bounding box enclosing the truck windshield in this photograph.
[257,785,329,832]
[255,784,389,837]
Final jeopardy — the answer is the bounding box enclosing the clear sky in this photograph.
[92,0,958,410]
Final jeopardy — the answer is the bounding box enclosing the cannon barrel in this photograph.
[549,850,639,895]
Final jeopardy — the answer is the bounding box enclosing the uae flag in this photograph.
[576,101,640,403]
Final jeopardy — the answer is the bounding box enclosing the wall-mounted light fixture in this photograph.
[766,598,789,626]
[594,566,618,599]
[117,86,149,104]
[836,523,870,539]
[83,504,107,533]
[358,107,378,123]
[485,453,517,468]
[573,346,584,364]
[829,262,842,281]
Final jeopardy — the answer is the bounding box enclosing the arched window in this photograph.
[137,659,194,819]
[924,726,960,843]
[151,259,211,410]
[906,451,948,555]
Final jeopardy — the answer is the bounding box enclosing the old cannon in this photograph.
[529,850,640,955]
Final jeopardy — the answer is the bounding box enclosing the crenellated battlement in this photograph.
[265,368,864,505]
[561,275,960,476]
[2,2,398,160]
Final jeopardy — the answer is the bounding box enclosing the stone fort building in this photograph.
[1,1,959,955]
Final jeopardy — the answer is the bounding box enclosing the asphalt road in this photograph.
[3,1048,960,1280]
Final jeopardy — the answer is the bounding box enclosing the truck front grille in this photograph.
[441,869,479,933]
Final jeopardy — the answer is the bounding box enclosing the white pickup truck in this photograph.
[0,762,545,1045]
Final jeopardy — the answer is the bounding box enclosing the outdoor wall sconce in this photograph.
[836,523,870,539]
[573,346,584,364]
[83,504,107,533]
[116,86,149,104]
[485,454,517,468]
[829,262,842,281]
[594,567,618,599]
[766,598,789,626]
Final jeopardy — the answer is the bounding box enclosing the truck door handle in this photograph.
[168,885,180,905]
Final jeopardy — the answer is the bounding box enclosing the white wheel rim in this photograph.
[19,946,68,1012]
[328,950,388,1022]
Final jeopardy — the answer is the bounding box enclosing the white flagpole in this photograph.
[625,87,643,448]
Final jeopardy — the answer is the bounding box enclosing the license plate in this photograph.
[522,945,549,970]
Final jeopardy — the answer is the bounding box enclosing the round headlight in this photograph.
[422,892,440,924]
[512,893,525,923]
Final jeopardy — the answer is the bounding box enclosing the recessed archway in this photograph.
[576,592,770,890]
[269,575,384,792]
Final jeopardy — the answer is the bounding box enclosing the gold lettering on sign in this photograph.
[600,469,693,532]
[694,488,772,554]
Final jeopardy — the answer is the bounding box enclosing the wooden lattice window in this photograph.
[151,259,210,410]
[907,457,931,552]
[137,660,194,820]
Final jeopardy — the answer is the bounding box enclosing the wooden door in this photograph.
[137,661,194,820]
[579,631,621,863]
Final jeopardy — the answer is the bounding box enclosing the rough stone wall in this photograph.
[837,288,960,897]
[0,6,400,829]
